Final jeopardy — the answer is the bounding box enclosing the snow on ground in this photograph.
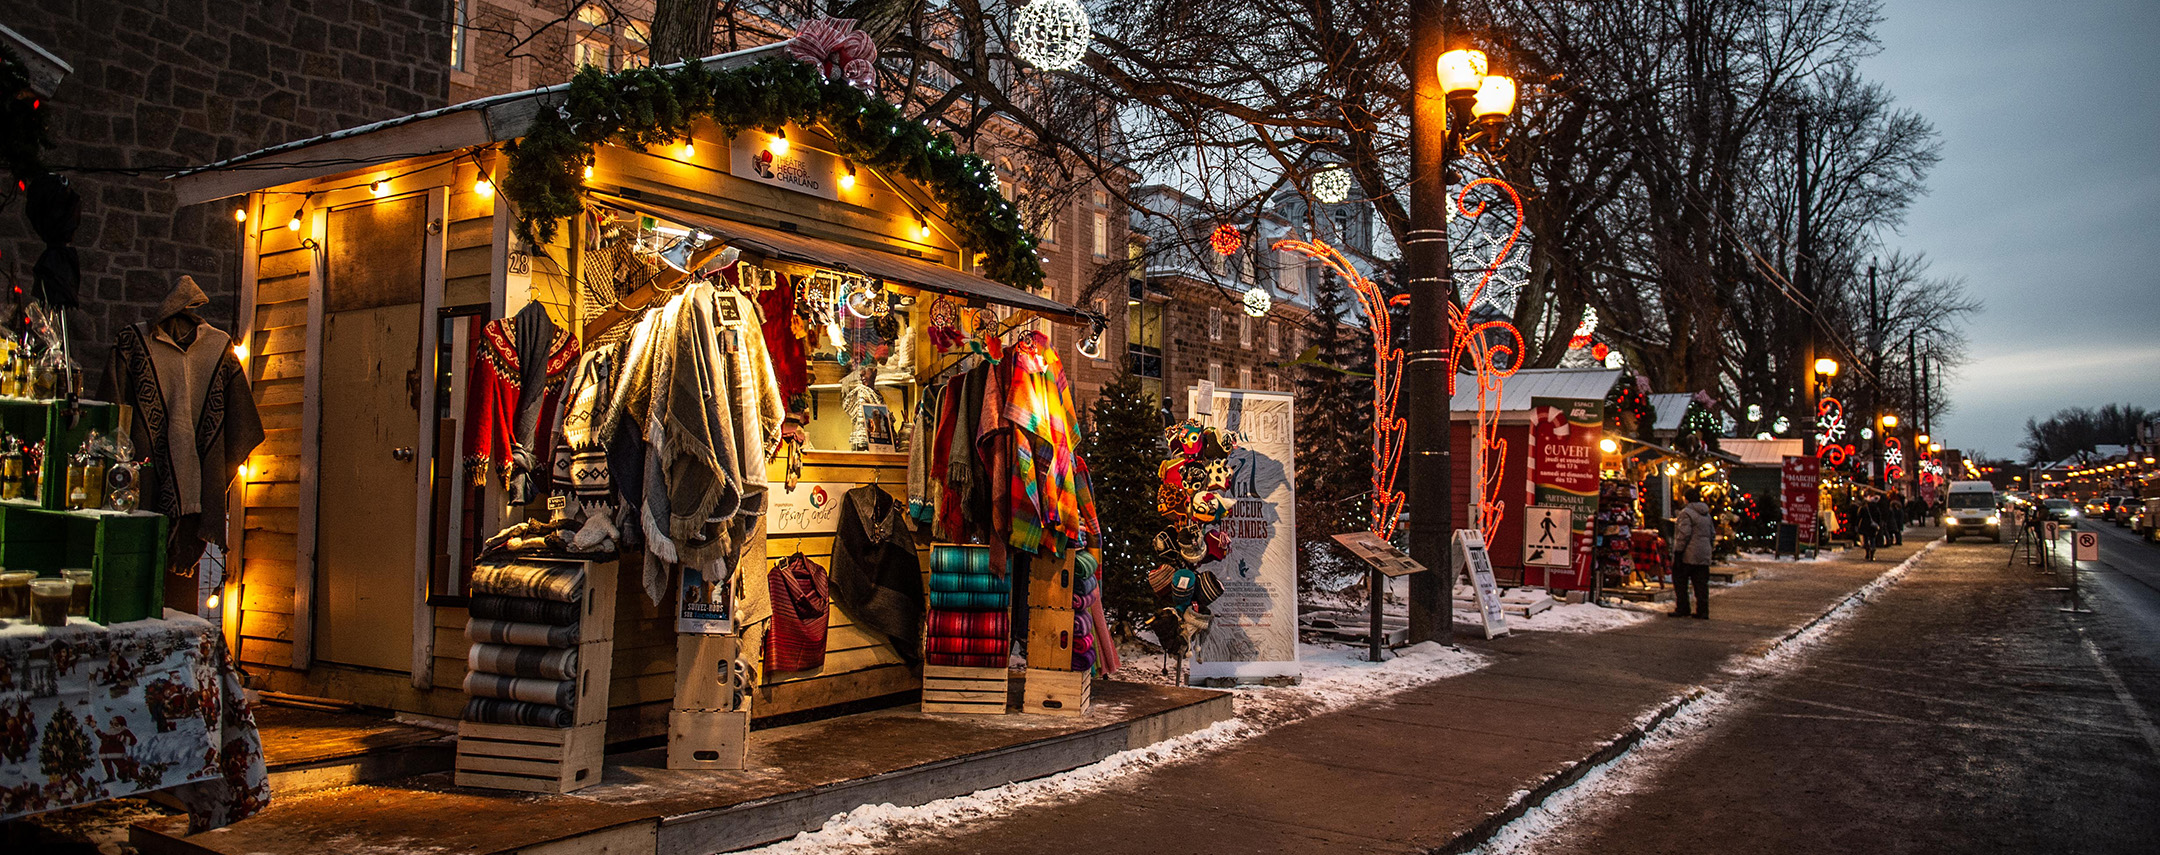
[1465,540,1940,855]
[1500,601,1657,634]
[741,641,1486,854]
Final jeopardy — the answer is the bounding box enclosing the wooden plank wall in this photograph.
[233,188,312,677]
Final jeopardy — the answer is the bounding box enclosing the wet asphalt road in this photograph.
[1524,533,2160,855]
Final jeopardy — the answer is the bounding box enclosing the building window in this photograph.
[1209,362,1223,386]
[1238,314,1251,348]
[1092,212,1108,258]
[1238,366,1252,389]
[571,5,650,72]
[1267,320,1279,354]
[1208,307,1223,342]
[1276,251,1302,295]
[1093,189,1109,207]
[1210,252,1226,277]
[1128,300,1164,403]
[450,0,470,70]
[1240,252,1255,284]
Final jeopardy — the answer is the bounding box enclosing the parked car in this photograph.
[2142,498,2160,544]
[2109,496,2136,525]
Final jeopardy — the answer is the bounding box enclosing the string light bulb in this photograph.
[840,161,856,190]
[582,162,594,180]
[233,207,247,223]
[206,592,221,610]
[680,139,696,158]
[915,214,932,240]
[287,210,303,232]
[768,129,787,156]
[371,179,390,197]
[473,175,495,198]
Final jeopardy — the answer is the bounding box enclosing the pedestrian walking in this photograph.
[1886,493,1905,545]
[1857,494,1884,560]
[1670,487,1716,619]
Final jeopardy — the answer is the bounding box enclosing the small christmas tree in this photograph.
[1084,372,1168,633]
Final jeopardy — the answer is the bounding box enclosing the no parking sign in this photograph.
[2074,531,2099,562]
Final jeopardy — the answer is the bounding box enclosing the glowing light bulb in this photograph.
[916,217,931,240]
[236,464,249,479]
[582,163,594,180]
[680,140,696,158]
[770,130,788,155]
[233,208,247,223]
[206,592,221,610]
[371,179,390,197]
[1599,437,1619,454]
[473,176,494,198]
[287,212,302,232]
[233,342,248,361]
[840,164,856,190]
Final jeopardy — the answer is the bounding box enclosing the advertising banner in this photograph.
[730,134,842,200]
[1527,397,1602,588]
[1782,455,1821,542]
[1187,387,1299,681]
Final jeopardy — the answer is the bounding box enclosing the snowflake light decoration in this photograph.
[1013,0,1091,71]
[1242,286,1272,317]
[1309,166,1352,204]
[1208,223,1243,256]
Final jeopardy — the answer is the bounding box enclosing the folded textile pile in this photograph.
[924,544,1008,668]
[462,558,586,727]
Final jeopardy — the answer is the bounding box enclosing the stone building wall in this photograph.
[2,0,452,373]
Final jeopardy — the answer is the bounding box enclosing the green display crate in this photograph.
[0,397,123,511]
[0,504,167,624]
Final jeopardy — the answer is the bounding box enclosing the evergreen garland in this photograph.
[1674,399,1724,455]
[1604,381,1653,437]
[504,59,1044,290]
[1084,373,1168,633]
[0,47,51,184]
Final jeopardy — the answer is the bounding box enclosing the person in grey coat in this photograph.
[1670,487,1717,619]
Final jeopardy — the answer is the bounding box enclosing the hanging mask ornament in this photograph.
[1013,0,1092,71]
[788,18,880,91]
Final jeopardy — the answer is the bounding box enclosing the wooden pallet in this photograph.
[921,665,1011,715]
[455,557,617,793]
[1021,667,1090,717]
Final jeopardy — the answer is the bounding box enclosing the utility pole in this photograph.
[1907,332,1919,495]
[1796,111,1818,457]
[1867,263,1881,487]
[1404,0,1454,646]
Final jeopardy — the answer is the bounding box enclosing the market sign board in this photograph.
[769,482,851,535]
[1527,397,1601,587]
[1455,529,1509,639]
[1781,455,1820,542]
[731,133,841,201]
[1187,387,1299,681]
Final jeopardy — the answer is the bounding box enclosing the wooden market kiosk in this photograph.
[167,43,1100,766]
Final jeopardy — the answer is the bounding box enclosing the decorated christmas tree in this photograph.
[1084,372,1168,633]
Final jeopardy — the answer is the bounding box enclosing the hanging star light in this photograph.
[1013,0,1091,71]
[1309,166,1352,204]
[1242,285,1272,317]
[1209,222,1243,256]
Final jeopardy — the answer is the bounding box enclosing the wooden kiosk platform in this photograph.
[133,680,1229,855]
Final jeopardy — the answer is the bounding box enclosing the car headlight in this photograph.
[1943,515,1957,526]
[2068,511,2079,517]
[1987,515,2001,525]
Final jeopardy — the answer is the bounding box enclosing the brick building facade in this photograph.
[1,1,453,370]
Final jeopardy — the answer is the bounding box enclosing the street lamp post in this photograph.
[1406,0,1517,646]
[1877,413,1898,491]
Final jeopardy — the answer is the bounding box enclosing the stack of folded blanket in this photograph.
[924,545,1008,668]
[462,559,587,727]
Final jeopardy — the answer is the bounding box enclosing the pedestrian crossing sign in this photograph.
[1523,506,1572,568]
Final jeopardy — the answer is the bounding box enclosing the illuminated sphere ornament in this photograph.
[1013,0,1091,71]
[1242,286,1272,317]
[1208,223,1243,256]
[1602,349,1624,369]
[1309,166,1352,204]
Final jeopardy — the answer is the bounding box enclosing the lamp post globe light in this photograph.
[1404,3,1518,645]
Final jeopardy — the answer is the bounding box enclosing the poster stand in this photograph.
[1453,530,1509,639]
[1331,531,1427,663]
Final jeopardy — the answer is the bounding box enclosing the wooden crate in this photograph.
[1021,667,1090,716]
[454,721,606,794]
[921,665,1010,715]
[666,709,749,770]
[1025,606,1075,672]
[456,558,618,791]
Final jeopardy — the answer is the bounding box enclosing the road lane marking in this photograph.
[2077,628,2160,757]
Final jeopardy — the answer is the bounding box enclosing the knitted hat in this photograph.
[1148,562,1175,596]
[1195,570,1224,607]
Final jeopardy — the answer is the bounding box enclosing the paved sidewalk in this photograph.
[849,532,1945,855]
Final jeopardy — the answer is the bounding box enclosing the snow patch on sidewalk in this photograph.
[739,641,1486,854]
[1510,601,1657,634]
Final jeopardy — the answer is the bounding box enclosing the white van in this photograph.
[1944,480,2000,542]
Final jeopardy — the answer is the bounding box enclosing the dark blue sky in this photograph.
[1861,0,2160,460]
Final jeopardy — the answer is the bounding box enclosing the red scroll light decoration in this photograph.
[1270,237,1406,540]
[1452,178,1528,544]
